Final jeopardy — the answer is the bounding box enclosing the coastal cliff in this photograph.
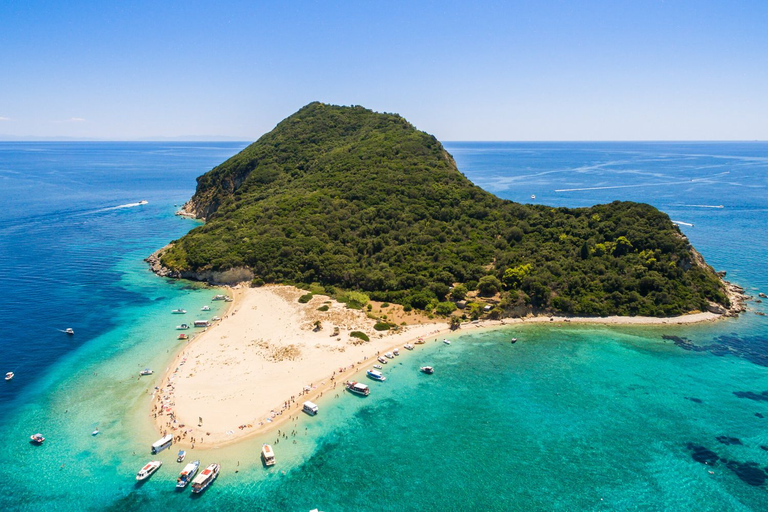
[152,102,736,318]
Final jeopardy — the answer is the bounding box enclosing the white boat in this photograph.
[201,305,211,311]
[531,194,536,199]
[211,316,222,322]
[138,200,148,205]
[393,348,400,356]
[65,328,74,335]
[443,339,451,345]
[136,460,162,481]
[139,368,153,376]
[150,434,173,454]
[420,366,434,374]
[377,356,387,364]
[30,433,45,444]
[510,338,518,344]
[212,294,227,301]
[176,324,190,330]
[302,401,318,416]
[261,444,276,466]
[367,369,386,382]
[384,352,394,359]
[404,344,414,350]
[193,320,210,328]
[224,296,233,302]
[177,450,186,462]
[345,381,370,396]
[5,372,13,381]
[171,309,187,314]
[176,459,199,489]
[373,364,382,370]
[92,428,99,436]
[191,463,220,493]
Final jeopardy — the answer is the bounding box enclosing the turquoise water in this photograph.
[2,142,768,510]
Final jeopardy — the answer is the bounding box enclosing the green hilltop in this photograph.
[157,102,729,318]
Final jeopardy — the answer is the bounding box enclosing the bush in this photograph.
[251,278,265,287]
[435,301,457,316]
[478,276,502,296]
[339,291,370,309]
[298,293,313,303]
[381,302,390,308]
[450,284,468,301]
[317,305,330,312]
[373,322,391,331]
[350,331,370,342]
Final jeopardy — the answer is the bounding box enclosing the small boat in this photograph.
[377,356,387,365]
[212,294,226,301]
[30,433,45,444]
[224,297,233,302]
[373,364,383,370]
[414,338,425,345]
[5,372,13,381]
[384,352,394,359]
[345,381,370,396]
[65,328,74,335]
[261,444,276,466]
[92,428,99,436]
[138,200,148,205]
[367,369,386,381]
[443,339,451,345]
[139,368,153,376]
[510,338,518,344]
[211,316,222,322]
[177,450,186,462]
[404,344,414,350]
[393,348,400,356]
[201,305,211,311]
[193,320,210,328]
[151,434,173,454]
[531,194,536,199]
[136,460,162,481]
[176,459,199,489]
[420,366,434,374]
[178,334,189,340]
[191,463,220,493]
[176,324,190,330]
[303,401,318,415]
[171,309,187,314]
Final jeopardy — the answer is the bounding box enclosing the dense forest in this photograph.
[158,102,729,318]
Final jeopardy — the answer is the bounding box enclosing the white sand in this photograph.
[151,285,727,448]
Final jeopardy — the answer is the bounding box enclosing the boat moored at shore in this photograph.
[176,459,199,489]
[261,444,276,466]
[190,463,219,493]
[404,344,414,350]
[377,356,387,364]
[345,381,370,396]
[151,434,173,454]
[367,369,386,381]
[193,320,210,328]
[384,352,394,359]
[136,460,162,481]
[302,401,318,415]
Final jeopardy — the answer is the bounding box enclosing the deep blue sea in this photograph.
[1,141,767,511]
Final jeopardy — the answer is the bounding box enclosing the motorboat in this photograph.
[384,352,394,359]
[373,364,382,370]
[224,296,233,302]
[177,450,186,462]
[511,338,518,344]
[138,200,148,205]
[211,316,222,322]
[443,339,451,345]
[367,369,386,381]
[393,348,400,356]
[404,344,414,350]
[176,324,190,330]
[171,309,187,314]
[178,334,189,340]
[377,356,387,364]
[345,381,370,396]
[193,320,210,328]
[191,463,220,493]
[420,366,434,374]
[212,294,227,301]
[261,444,276,466]
[139,368,153,376]
[136,460,162,481]
[65,328,74,335]
[302,401,318,415]
[5,372,13,381]
[151,434,173,454]
[92,428,99,436]
[201,305,211,311]
[415,338,425,345]
[176,459,199,489]
[30,433,45,444]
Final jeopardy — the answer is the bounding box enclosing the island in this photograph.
[146,102,745,447]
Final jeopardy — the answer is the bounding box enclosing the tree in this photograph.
[450,284,468,301]
[502,264,532,289]
[477,275,502,296]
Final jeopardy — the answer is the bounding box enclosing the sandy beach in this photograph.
[150,285,735,449]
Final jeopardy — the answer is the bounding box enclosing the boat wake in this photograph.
[671,220,694,227]
[681,204,724,208]
[99,200,149,212]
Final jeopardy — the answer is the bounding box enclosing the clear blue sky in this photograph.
[1,0,766,140]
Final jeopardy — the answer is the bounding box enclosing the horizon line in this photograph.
[0,137,766,143]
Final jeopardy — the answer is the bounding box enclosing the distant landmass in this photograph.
[152,102,732,318]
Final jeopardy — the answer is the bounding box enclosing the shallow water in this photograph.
[2,142,768,510]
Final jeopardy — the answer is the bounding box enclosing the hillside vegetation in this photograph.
[159,102,728,318]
